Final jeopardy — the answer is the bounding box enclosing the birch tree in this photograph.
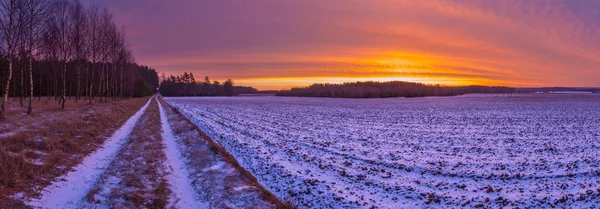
[0,0,154,118]
[0,0,17,120]
[25,0,48,114]
[69,0,85,102]
[45,0,74,109]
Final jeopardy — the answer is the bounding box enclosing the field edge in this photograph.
[159,97,296,209]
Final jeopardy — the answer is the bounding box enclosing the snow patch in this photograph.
[0,131,16,139]
[157,97,207,209]
[202,161,226,172]
[232,185,256,192]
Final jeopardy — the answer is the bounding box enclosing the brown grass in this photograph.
[158,97,296,209]
[0,96,150,207]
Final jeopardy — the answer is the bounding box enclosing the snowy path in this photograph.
[157,97,207,208]
[27,97,153,209]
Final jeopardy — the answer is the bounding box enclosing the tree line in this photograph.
[158,72,258,96]
[0,0,158,120]
[275,81,516,98]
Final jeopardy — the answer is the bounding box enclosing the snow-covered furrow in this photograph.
[179,103,599,178]
[157,97,207,209]
[27,97,153,209]
[160,98,279,208]
[165,95,600,208]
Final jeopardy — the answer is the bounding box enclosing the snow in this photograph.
[233,186,257,192]
[202,161,226,172]
[0,131,16,139]
[165,94,600,208]
[157,97,207,209]
[549,91,594,94]
[27,97,153,209]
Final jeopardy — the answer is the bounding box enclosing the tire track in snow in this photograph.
[27,97,153,209]
[157,97,207,208]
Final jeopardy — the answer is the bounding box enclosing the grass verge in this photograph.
[0,97,150,207]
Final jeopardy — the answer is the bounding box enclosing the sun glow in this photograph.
[226,52,504,90]
[234,75,492,90]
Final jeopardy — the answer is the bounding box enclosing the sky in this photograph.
[84,0,600,90]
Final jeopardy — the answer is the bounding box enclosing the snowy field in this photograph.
[165,94,600,208]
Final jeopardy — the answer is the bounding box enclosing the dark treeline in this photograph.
[517,87,600,93]
[0,0,158,119]
[1,60,158,98]
[276,81,516,98]
[158,72,257,96]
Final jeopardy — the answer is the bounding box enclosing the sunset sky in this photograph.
[84,0,600,90]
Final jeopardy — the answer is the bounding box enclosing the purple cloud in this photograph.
[83,0,600,89]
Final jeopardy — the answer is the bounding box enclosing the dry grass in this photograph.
[0,96,150,207]
[83,99,170,209]
[3,96,117,118]
[158,97,295,209]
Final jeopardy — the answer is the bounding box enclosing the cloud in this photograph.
[85,0,600,89]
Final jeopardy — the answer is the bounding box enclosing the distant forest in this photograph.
[276,81,516,98]
[1,60,159,98]
[159,72,257,96]
[517,87,600,93]
[0,0,158,118]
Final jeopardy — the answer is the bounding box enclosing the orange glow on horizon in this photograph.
[160,48,549,90]
[192,50,543,90]
[232,76,512,91]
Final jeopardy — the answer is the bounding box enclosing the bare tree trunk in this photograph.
[112,64,116,101]
[109,65,112,101]
[104,65,108,102]
[38,72,42,100]
[106,66,109,102]
[98,67,102,102]
[84,64,88,103]
[1,60,14,120]
[27,55,33,114]
[110,65,113,101]
[119,63,122,99]
[61,62,66,109]
[0,0,15,120]
[20,64,24,106]
[76,61,80,101]
[68,67,72,100]
[89,63,95,104]
[53,63,57,101]
[27,0,35,115]
[97,65,103,103]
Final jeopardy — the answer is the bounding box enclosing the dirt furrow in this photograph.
[159,97,291,209]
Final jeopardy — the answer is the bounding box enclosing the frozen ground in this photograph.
[157,97,207,208]
[165,94,600,208]
[159,98,279,208]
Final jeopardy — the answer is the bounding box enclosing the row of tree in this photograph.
[158,72,257,96]
[276,81,516,98]
[0,0,158,120]
[2,60,158,98]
